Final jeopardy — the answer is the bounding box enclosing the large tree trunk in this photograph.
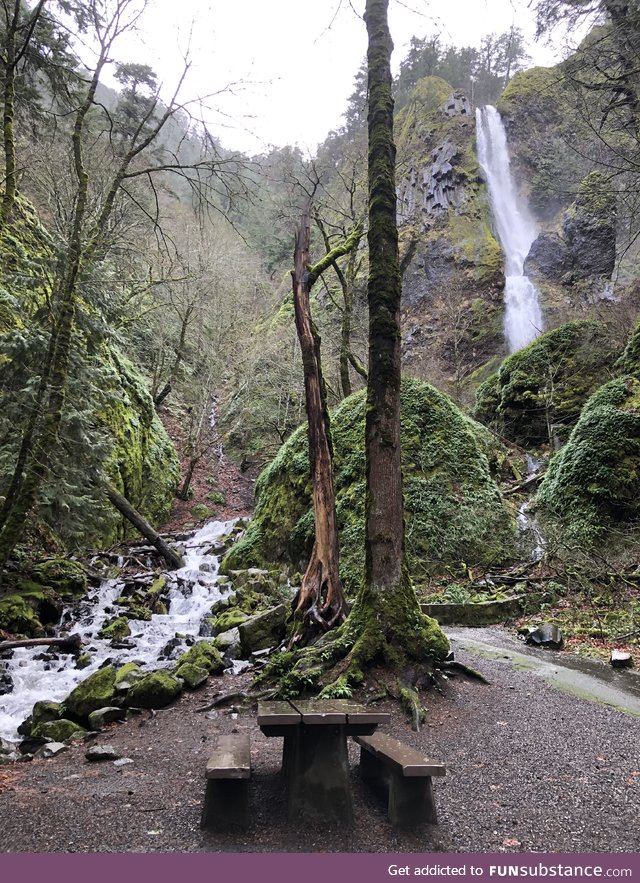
[105,483,184,570]
[290,203,348,641]
[340,0,448,669]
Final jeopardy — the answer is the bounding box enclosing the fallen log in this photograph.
[0,633,83,655]
[105,483,184,570]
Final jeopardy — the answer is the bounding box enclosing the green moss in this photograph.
[30,558,88,598]
[174,662,209,689]
[615,319,640,378]
[98,350,180,544]
[536,376,640,542]
[32,719,87,742]
[98,616,131,640]
[64,666,117,720]
[474,321,619,446]
[0,594,44,636]
[224,377,515,593]
[114,662,142,688]
[212,608,248,634]
[174,640,225,674]
[191,503,213,521]
[124,670,183,709]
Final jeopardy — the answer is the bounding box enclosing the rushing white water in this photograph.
[476,105,544,352]
[516,455,545,563]
[0,519,238,744]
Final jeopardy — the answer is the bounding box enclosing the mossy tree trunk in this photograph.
[291,202,348,640]
[336,0,448,672]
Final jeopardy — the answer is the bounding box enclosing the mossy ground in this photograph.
[224,377,515,594]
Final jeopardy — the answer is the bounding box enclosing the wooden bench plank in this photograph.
[205,733,251,780]
[355,733,446,777]
[289,699,347,724]
[257,700,301,727]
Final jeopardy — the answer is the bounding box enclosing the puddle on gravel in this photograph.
[447,627,640,718]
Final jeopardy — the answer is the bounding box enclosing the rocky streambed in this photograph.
[0,518,292,761]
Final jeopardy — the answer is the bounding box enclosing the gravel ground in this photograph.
[1,628,639,854]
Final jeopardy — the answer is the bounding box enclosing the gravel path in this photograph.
[1,627,638,854]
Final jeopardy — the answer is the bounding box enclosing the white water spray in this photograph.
[476,105,544,352]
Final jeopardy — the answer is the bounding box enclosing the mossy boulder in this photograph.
[174,640,224,674]
[18,699,64,736]
[114,662,144,691]
[64,666,118,720]
[535,376,640,542]
[212,608,249,635]
[31,719,87,742]
[124,670,182,709]
[474,321,620,447]
[98,616,131,640]
[30,558,88,598]
[223,378,515,592]
[0,594,45,637]
[191,503,213,521]
[174,662,209,689]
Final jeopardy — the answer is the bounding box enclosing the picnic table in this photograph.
[257,698,390,824]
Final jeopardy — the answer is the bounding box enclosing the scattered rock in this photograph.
[31,719,87,742]
[610,650,633,669]
[174,662,209,689]
[86,744,122,762]
[113,757,134,767]
[87,707,127,730]
[523,623,564,650]
[38,742,69,759]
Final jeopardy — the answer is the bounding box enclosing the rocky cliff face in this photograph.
[395,78,506,399]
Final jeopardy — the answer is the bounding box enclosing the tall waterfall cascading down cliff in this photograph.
[475,105,544,352]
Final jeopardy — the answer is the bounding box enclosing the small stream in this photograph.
[516,455,545,562]
[0,518,238,744]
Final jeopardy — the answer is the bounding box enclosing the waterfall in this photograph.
[475,105,544,352]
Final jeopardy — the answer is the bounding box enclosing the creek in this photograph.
[0,518,239,744]
[476,104,544,353]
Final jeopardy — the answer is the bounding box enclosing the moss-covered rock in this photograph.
[474,321,620,446]
[31,719,87,742]
[174,640,224,674]
[114,662,143,691]
[18,699,64,736]
[64,666,118,720]
[212,608,249,635]
[174,662,209,689]
[223,378,515,592]
[0,594,44,637]
[124,670,182,709]
[536,375,640,542]
[191,503,214,521]
[30,558,88,598]
[98,617,131,640]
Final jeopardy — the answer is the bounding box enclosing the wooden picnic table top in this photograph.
[257,698,390,729]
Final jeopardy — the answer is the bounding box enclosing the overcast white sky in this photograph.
[112,0,577,156]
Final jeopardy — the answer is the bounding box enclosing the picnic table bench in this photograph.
[354,732,446,826]
[200,733,251,831]
[258,698,390,825]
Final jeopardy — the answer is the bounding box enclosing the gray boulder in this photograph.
[238,604,288,654]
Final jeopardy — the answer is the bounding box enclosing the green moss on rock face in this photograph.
[174,662,209,689]
[98,617,131,640]
[536,376,640,542]
[0,594,44,636]
[64,666,117,720]
[124,670,182,709]
[224,378,515,593]
[174,640,224,674]
[99,350,180,544]
[30,558,88,598]
[616,319,640,378]
[31,719,87,742]
[473,321,619,446]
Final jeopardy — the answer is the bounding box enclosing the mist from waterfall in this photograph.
[475,105,544,352]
